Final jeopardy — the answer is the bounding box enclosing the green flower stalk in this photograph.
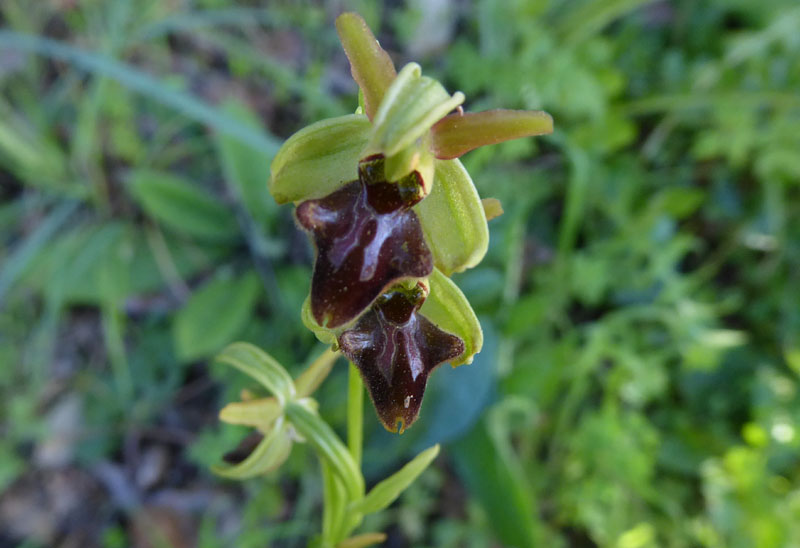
[270,12,552,433]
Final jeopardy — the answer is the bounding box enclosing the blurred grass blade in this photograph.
[554,0,653,44]
[127,170,239,241]
[216,342,297,404]
[0,201,78,305]
[349,444,440,515]
[285,399,364,500]
[0,31,280,155]
[214,100,276,227]
[133,8,290,41]
[452,422,540,547]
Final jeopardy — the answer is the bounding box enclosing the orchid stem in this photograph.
[347,362,364,467]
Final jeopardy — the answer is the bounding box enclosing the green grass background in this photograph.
[1,0,799,546]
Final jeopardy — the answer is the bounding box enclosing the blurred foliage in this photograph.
[1,0,799,546]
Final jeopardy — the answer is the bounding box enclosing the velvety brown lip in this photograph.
[337,284,464,432]
[296,157,433,329]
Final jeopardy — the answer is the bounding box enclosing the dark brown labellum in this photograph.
[337,283,465,432]
[296,157,433,329]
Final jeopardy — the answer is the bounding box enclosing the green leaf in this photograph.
[215,341,296,404]
[215,100,276,225]
[414,159,488,275]
[349,444,440,515]
[284,399,364,500]
[452,422,539,548]
[174,273,261,363]
[269,114,371,204]
[0,31,280,155]
[335,12,397,121]
[212,420,292,479]
[368,63,464,158]
[420,269,483,367]
[321,460,348,542]
[0,201,78,302]
[128,170,239,241]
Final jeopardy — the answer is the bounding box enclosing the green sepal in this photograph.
[348,444,440,515]
[215,342,297,404]
[269,114,370,204]
[414,159,488,276]
[212,418,293,479]
[219,397,281,434]
[368,63,464,161]
[335,12,397,121]
[430,109,553,160]
[302,295,340,346]
[420,268,483,366]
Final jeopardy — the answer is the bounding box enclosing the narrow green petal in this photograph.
[295,348,340,397]
[215,342,296,404]
[420,268,483,367]
[336,12,397,121]
[212,420,293,479]
[269,114,370,204]
[219,397,281,433]
[430,109,553,160]
[414,159,488,276]
[369,63,464,160]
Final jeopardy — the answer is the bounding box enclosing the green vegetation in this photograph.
[1,1,799,546]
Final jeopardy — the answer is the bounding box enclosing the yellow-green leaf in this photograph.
[285,399,364,500]
[349,445,440,515]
